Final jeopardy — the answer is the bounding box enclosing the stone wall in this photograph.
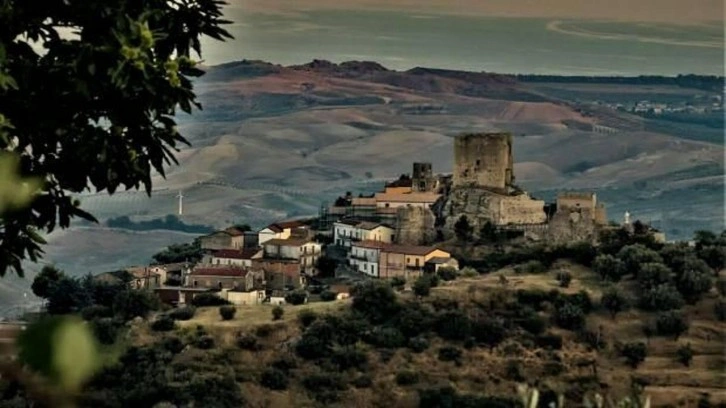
[452,133,513,193]
[546,207,600,245]
[395,206,437,245]
[412,162,437,192]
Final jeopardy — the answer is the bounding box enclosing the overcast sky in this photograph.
[231,0,724,23]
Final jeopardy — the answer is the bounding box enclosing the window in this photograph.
[193,280,198,287]
[415,258,420,267]
[476,159,481,166]
[218,282,223,289]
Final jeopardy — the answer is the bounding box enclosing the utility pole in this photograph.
[177,190,184,216]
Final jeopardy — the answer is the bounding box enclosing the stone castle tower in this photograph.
[395,206,437,245]
[412,162,437,192]
[452,132,514,194]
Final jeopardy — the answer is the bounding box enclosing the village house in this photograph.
[257,220,309,245]
[269,290,286,305]
[199,227,258,252]
[147,262,192,286]
[349,240,388,277]
[423,257,460,274]
[252,258,304,290]
[262,238,322,274]
[186,266,258,291]
[95,267,164,290]
[202,248,263,267]
[154,287,209,306]
[225,288,266,306]
[333,220,395,248]
[378,245,454,280]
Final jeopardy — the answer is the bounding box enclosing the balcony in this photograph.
[350,254,376,262]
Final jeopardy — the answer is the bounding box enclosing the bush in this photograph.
[514,260,547,274]
[639,284,684,311]
[352,374,372,388]
[285,290,308,305]
[169,306,196,321]
[505,359,525,382]
[302,373,347,402]
[390,276,406,291]
[319,290,337,302]
[437,267,458,281]
[272,306,284,321]
[618,244,663,275]
[91,317,121,345]
[519,313,548,335]
[543,361,565,376]
[219,305,236,321]
[601,287,629,319]
[395,370,419,386]
[535,334,563,350]
[637,262,673,289]
[716,278,726,297]
[556,271,572,288]
[578,328,607,351]
[350,281,400,324]
[297,309,318,328]
[195,335,215,349]
[271,355,298,372]
[655,311,689,340]
[676,267,713,304]
[471,317,507,348]
[363,327,406,349]
[554,302,585,330]
[459,267,479,278]
[151,316,176,332]
[434,310,472,341]
[715,300,726,321]
[113,289,160,321]
[191,293,230,307]
[331,347,368,371]
[413,275,432,297]
[676,343,694,367]
[162,336,185,354]
[236,334,260,351]
[621,342,647,368]
[592,254,627,282]
[437,346,462,363]
[260,368,288,390]
[408,336,430,353]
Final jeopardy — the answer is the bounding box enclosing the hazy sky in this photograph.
[232,0,724,23]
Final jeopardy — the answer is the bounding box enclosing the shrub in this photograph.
[676,343,694,367]
[601,287,629,319]
[505,359,525,382]
[219,305,236,321]
[408,336,430,353]
[716,278,726,297]
[519,313,548,335]
[578,328,607,351]
[351,374,372,388]
[435,310,472,341]
[592,254,627,282]
[81,305,113,321]
[297,309,318,328]
[554,302,585,330]
[655,311,689,340]
[437,267,458,281]
[514,260,547,274]
[620,342,647,368]
[363,327,406,349]
[91,317,121,345]
[331,347,368,371]
[302,373,347,402]
[637,263,673,289]
[715,300,726,321]
[151,316,176,332]
[413,275,432,297]
[169,306,196,321]
[285,290,308,305]
[459,267,479,278]
[351,281,400,324]
[556,271,572,288]
[390,276,406,291]
[618,244,663,275]
[271,355,297,372]
[320,290,337,302]
[676,267,714,304]
[260,368,288,390]
[162,336,185,354]
[113,289,160,321]
[454,215,474,242]
[437,346,462,363]
[543,361,565,376]
[272,306,284,321]
[236,334,260,351]
[395,370,419,386]
[515,289,554,310]
[191,293,230,307]
[471,317,507,348]
[535,334,563,350]
[397,303,435,338]
[195,335,215,349]
[639,284,684,311]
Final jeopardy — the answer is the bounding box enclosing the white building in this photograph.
[349,240,389,278]
[333,220,395,248]
[204,248,263,267]
[258,220,308,245]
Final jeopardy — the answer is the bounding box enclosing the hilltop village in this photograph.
[99,132,663,306]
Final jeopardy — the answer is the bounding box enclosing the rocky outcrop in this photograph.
[395,206,437,246]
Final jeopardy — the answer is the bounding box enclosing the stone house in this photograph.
[199,227,247,251]
[203,248,263,267]
[378,245,453,280]
[258,220,308,245]
[252,258,304,290]
[148,262,192,286]
[186,267,256,291]
[262,238,322,274]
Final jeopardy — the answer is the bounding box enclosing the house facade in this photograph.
[349,240,387,277]
[258,220,308,245]
[226,289,266,306]
[199,228,247,251]
[148,262,192,286]
[252,259,304,290]
[262,238,322,274]
[334,220,394,248]
[204,248,262,267]
[186,267,256,291]
[378,245,453,280]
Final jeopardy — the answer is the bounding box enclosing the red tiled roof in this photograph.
[357,221,393,231]
[224,227,246,237]
[383,244,447,256]
[267,220,306,231]
[264,238,313,247]
[353,240,390,250]
[212,248,261,260]
[191,267,249,277]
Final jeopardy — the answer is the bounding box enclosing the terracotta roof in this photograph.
[150,262,189,272]
[224,227,246,236]
[375,192,441,204]
[353,240,390,250]
[351,197,376,206]
[264,238,313,247]
[212,248,261,260]
[190,267,249,277]
[383,244,447,256]
[335,219,360,227]
[275,220,306,229]
[357,221,393,231]
[125,267,160,279]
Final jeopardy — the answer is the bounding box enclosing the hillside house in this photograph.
[334,220,394,248]
[258,220,308,245]
[203,248,263,267]
[424,257,460,274]
[262,238,322,274]
[148,262,192,286]
[154,287,208,306]
[226,289,266,306]
[252,258,304,290]
[269,290,286,305]
[349,240,389,277]
[200,227,250,251]
[186,267,257,291]
[379,245,453,280]
[125,267,162,289]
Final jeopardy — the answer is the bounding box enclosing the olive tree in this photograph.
[0,0,232,276]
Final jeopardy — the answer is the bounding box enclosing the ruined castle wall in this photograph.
[497,194,548,225]
[395,206,437,246]
[547,208,600,245]
[556,193,596,211]
[412,162,437,192]
[452,133,513,192]
[594,205,608,226]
